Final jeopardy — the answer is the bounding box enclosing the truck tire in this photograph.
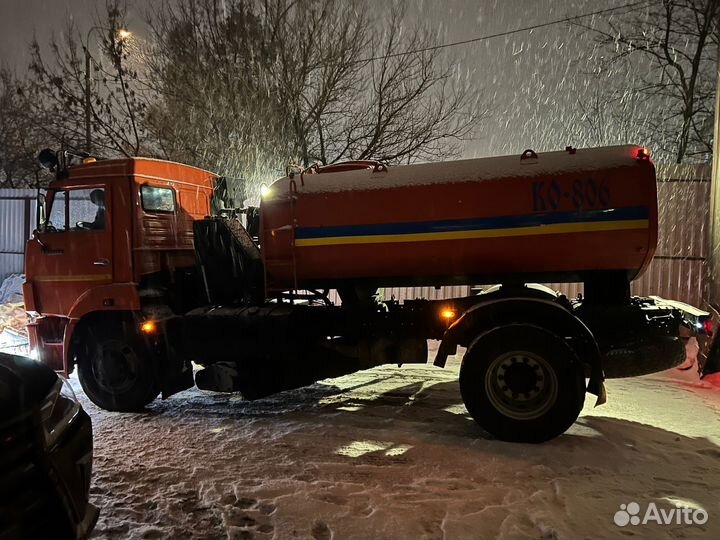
[76,321,159,411]
[459,324,585,443]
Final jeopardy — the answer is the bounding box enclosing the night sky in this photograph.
[0,0,644,159]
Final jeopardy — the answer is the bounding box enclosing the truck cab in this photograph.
[24,156,216,380]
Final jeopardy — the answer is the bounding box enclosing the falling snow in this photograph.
[1,1,717,538]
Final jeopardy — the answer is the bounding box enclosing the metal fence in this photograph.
[632,164,710,306]
[0,189,38,284]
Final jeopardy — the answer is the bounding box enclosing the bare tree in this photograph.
[0,68,45,188]
[578,0,719,163]
[573,85,652,149]
[265,0,482,167]
[27,2,147,157]
[145,0,484,194]
[143,0,285,192]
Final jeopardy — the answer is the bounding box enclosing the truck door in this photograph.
[31,186,113,316]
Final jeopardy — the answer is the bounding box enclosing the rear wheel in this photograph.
[459,324,586,443]
[77,320,159,411]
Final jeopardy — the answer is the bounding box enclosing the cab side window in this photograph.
[71,188,105,230]
[47,191,67,231]
[141,185,175,213]
[45,188,106,231]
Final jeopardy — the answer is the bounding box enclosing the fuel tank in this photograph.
[260,145,658,293]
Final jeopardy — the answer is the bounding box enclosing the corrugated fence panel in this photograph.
[655,182,708,258]
[329,286,471,305]
[544,282,584,299]
[633,164,710,305]
[0,255,25,285]
[633,258,706,307]
[379,286,470,302]
[0,189,38,283]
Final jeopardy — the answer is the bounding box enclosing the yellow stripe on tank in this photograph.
[294,219,649,247]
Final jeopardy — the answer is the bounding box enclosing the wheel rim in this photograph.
[91,339,140,394]
[484,350,559,421]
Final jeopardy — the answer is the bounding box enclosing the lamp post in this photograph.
[83,26,131,154]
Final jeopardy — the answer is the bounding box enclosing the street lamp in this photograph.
[84,26,131,154]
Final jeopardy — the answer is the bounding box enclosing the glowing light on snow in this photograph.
[442,403,469,416]
[566,424,602,438]
[384,444,412,457]
[335,440,412,458]
[661,497,707,512]
[260,184,271,198]
[336,440,391,457]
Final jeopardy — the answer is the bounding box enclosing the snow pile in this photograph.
[0,327,29,355]
[0,275,29,354]
[74,353,720,540]
[0,274,24,304]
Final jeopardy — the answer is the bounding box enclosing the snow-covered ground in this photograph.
[72,351,720,540]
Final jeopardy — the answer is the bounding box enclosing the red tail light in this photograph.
[636,147,651,160]
[704,319,713,335]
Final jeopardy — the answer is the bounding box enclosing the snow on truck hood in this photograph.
[267,145,650,195]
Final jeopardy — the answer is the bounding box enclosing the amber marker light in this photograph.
[440,309,456,321]
[140,320,157,334]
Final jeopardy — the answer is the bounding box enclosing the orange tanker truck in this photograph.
[23,145,715,442]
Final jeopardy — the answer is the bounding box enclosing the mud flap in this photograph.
[586,357,607,407]
[590,380,607,406]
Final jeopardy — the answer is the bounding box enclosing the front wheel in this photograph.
[77,320,159,412]
[459,324,586,443]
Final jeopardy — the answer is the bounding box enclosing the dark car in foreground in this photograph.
[0,352,97,540]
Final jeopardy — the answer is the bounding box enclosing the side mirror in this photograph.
[38,148,59,171]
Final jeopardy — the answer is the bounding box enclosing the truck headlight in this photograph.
[39,377,81,448]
